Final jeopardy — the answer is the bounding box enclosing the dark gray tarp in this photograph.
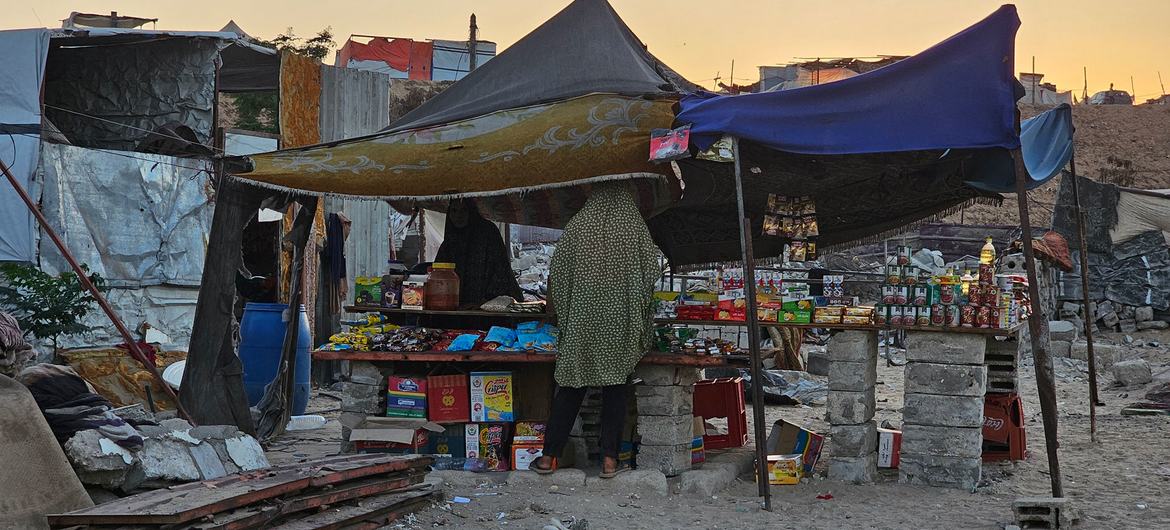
[1053,172,1118,252]
[219,41,280,92]
[386,0,695,132]
[1060,231,1170,310]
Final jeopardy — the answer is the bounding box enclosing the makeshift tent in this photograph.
[0,29,49,263]
[232,0,694,204]
[968,103,1074,193]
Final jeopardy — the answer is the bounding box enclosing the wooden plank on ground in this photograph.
[47,455,431,527]
[268,487,438,530]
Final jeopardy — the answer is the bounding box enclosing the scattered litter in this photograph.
[1136,502,1149,510]
[452,497,471,504]
[497,512,507,520]
[816,493,834,500]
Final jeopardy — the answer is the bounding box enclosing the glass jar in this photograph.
[425,262,460,311]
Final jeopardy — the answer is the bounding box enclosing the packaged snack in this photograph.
[763,454,803,485]
[842,314,872,325]
[813,311,842,325]
[513,421,547,443]
[354,276,382,305]
[401,276,426,310]
[844,306,873,317]
[470,372,514,422]
[512,444,544,471]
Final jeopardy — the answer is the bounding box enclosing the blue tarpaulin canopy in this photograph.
[968,103,1074,192]
[677,5,1023,155]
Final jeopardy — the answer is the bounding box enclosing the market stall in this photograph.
[186,0,1064,508]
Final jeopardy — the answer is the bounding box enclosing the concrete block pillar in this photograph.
[826,330,879,483]
[339,361,390,453]
[634,365,699,477]
[900,332,986,490]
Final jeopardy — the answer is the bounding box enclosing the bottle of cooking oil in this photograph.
[980,236,996,266]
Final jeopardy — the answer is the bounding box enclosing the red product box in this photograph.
[427,374,470,423]
[877,427,902,468]
[388,376,427,395]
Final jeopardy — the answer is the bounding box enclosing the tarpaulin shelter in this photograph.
[337,36,497,81]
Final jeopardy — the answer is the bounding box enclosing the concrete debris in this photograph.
[1048,320,1077,342]
[64,423,269,492]
[1111,359,1153,387]
[1137,320,1169,330]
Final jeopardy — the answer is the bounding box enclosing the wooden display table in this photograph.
[313,349,749,367]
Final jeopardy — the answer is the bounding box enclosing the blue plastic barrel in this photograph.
[239,302,311,415]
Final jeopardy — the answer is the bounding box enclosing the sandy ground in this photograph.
[268,329,1170,529]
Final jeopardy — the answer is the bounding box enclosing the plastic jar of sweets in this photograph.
[425,262,461,311]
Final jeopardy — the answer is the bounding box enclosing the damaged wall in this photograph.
[43,38,220,150]
[38,143,215,287]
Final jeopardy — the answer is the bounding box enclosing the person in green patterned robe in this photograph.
[534,181,662,477]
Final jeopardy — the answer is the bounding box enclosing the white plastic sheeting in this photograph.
[38,143,214,287]
[1110,189,1170,246]
[0,29,50,263]
[431,40,496,81]
[49,285,200,352]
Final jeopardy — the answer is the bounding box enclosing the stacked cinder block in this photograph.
[339,361,388,452]
[826,330,878,483]
[985,337,1019,394]
[900,332,986,490]
[569,389,604,458]
[633,365,698,477]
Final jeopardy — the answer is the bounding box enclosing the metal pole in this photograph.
[468,14,478,72]
[1068,155,1100,442]
[731,137,772,511]
[1012,150,1064,497]
[1,159,191,421]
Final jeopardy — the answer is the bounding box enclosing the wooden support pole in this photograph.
[731,138,772,511]
[1,159,190,421]
[1013,150,1064,497]
[1068,155,1100,442]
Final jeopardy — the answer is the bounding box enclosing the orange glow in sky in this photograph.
[7,0,1170,101]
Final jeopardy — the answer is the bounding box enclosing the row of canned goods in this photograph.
[873,303,1010,329]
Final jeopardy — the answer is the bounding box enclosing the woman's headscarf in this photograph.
[434,199,523,307]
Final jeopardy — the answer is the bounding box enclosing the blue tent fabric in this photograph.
[676,5,1022,155]
[966,104,1074,192]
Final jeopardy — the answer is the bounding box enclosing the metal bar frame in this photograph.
[1067,155,1100,441]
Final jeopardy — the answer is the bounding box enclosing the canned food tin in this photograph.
[913,285,929,306]
[985,286,999,306]
[930,304,945,326]
[897,246,911,266]
[886,265,902,285]
[940,285,956,305]
[889,306,903,326]
[977,305,992,328]
[945,304,961,327]
[874,305,888,326]
[895,285,909,305]
[967,285,981,307]
[960,304,977,328]
[881,285,896,304]
[979,263,994,285]
[903,268,918,285]
[916,306,931,327]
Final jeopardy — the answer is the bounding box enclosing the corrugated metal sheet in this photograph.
[319,65,392,305]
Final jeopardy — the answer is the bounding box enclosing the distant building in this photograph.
[758,56,906,92]
[336,36,496,81]
[1018,72,1073,106]
[1144,94,1170,106]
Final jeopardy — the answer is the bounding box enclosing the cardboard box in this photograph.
[512,444,544,471]
[387,376,428,418]
[427,374,470,423]
[389,376,427,395]
[691,416,706,465]
[765,419,824,474]
[513,421,547,444]
[763,454,803,485]
[877,427,902,468]
[470,371,514,422]
[354,276,382,305]
[425,424,466,457]
[345,416,443,454]
[465,423,511,471]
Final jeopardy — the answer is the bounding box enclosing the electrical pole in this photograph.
[1082,67,1088,103]
[468,14,478,72]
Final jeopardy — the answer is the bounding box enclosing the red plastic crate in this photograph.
[983,393,1024,445]
[982,425,1027,462]
[693,377,748,450]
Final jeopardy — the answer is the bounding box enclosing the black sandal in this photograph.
[533,456,557,475]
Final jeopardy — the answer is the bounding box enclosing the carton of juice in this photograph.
[470,371,514,422]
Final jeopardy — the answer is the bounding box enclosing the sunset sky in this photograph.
[7,0,1170,101]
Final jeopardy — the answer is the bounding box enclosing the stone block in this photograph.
[634,365,700,386]
[205,439,241,474]
[827,330,878,363]
[63,430,136,489]
[1101,311,1120,328]
[1135,306,1155,322]
[1111,359,1152,387]
[827,453,877,483]
[904,362,986,397]
[348,361,387,386]
[190,425,240,440]
[1049,340,1072,358]
[635,384,694,416]
[158,418,195,432]
[705,447,756,476]
[902,393,984,428]
[898,453,981,490]
[827,390,875,425]
[827,360,876,392]
[1138,320,1169,331]
[635,443,691,477]
[139,437,201,482]
[805,349,830,376]
[225,435,270,471]
[677,465,739,496]
[904,332,988,365]
[1048,320,1077,342]
[340,382,385,414]
[1120,319,1137,333]
[585,469,670,495]
[188,443,228,480]
[830,422,877,458]
[637,414,694,446]
[901,425,982,458]
[1070,342,1122,370]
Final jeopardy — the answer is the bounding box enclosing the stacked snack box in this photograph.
[427,374,471,422]
[510,421,547,471]
[465,423,511,472]
[386,376,427,418]
[470,371,514,422]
